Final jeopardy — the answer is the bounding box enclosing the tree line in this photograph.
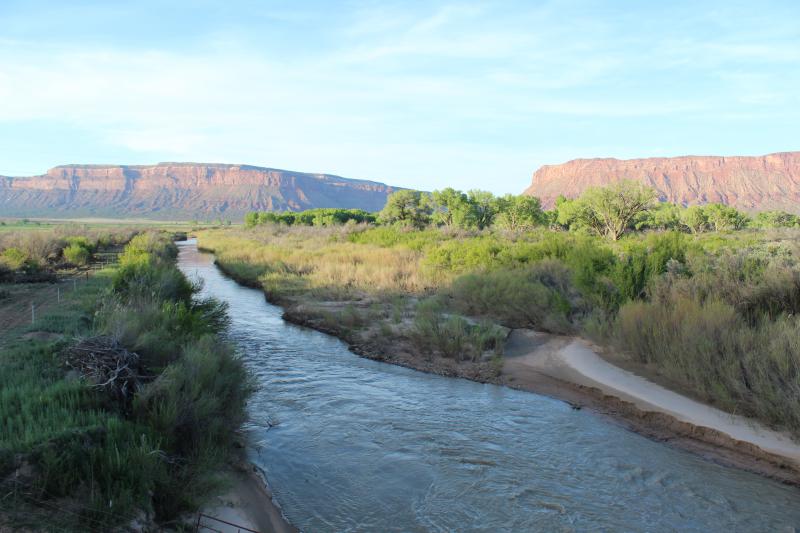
[244,181,800,239]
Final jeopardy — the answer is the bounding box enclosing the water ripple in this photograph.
[179,240,800,533]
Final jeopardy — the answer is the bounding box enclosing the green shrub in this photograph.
[133,335,252,518]
[411,300,506,361]
[449,260,583,334]
[63,243,91,265]
[1,247,29,270]
[610,295,800,436]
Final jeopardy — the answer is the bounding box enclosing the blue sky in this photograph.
[1,1,798,193]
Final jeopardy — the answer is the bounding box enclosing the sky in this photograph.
[0,1,798,193]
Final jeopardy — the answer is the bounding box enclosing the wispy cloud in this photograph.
[0,0,798,192]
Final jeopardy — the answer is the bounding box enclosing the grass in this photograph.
[0,232,253,530]
[197,222,800,438]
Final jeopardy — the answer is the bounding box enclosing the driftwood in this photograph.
[63,336,147,405]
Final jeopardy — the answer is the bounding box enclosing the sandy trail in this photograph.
[504,329,800,467]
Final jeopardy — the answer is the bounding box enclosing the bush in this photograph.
[411,299,506,361]
[133,335,252,518]
[610,295,800,436]
[63,243,91,265]
[0,247,29,270]
[449,260,583,334]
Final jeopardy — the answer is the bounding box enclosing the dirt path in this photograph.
[502,329,800,479]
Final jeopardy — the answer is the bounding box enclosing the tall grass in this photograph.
[0,232,252,529]
[198,224,800,438]
[607,248,800,436]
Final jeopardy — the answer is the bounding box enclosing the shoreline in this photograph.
[207,252,800,488]
[199,450,298,533]
[283,308,800,486]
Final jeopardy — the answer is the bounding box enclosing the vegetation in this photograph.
[244,207,377,227]
[207,182,800,439]
[0,226,135,277]
[0,232,252,529]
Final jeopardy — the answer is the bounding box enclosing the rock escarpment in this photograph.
[0,163,399,220]
[524,152,800,212]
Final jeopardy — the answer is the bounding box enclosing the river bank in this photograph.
[200,452,297,533]
[207,256,800,487]
[181,240,800,531]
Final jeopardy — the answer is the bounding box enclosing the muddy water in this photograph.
[179,240,800,532]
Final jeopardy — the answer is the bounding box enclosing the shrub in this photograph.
[133,335,252,518]
[63,243,91,265]
[449,260,583,334]
[411,299,506,361]
[0,247,29,270]
[610,295,800,436]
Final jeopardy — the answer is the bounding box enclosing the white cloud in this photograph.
[0,1,798,192]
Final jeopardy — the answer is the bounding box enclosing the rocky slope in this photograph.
[0,163,399,220]
[524,151,800,212]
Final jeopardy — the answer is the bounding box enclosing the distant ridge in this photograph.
[523,151,800,213]
[0,163,401,220]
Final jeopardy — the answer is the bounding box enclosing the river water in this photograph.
[178,240,800,532]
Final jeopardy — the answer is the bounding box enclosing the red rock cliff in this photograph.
[523,152,800,212]
[0,163,400,220]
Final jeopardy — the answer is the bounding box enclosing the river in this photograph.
[178,240,800,532]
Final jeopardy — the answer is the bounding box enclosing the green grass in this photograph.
[0,233,253,530]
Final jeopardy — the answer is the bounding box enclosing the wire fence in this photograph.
[0,255,118,335]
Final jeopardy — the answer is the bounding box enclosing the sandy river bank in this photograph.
[502,329,800,484]
[283,302,800,486]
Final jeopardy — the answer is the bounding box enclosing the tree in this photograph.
[579,180,657,240]
[466,190,497,229]
[429,188,473,228]
[681,206,707,234]
[494,194,545,231]
[554,196,593,232]
[635,203,681,231]
[752,210,799,229]
[244,212,259,227]
[379,190,432,228]
[704,203,749,231]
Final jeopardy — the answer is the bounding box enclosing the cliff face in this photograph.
[523,152,800,212]
[0,163,399,220]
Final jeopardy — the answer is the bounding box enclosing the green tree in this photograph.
[244,212,259,227]
[704,203,749,231]
[635,203,681,231]
[752,210,799,228]
[579,180,657,240]
[429,188,473,228]
[494,194,545,231]
[681,205,708,233]
[466,190,497,229]
[554,196,593,232]
[379,190,432,228]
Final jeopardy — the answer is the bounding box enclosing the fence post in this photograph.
[57,285,61,303]
[73,278,77,291]
[31,302,35,324]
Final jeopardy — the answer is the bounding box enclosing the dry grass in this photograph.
[198,226,435,299]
